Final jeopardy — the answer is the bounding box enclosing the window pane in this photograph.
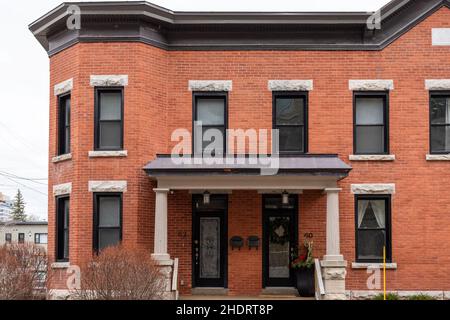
[99,197,121,227]
[276,98,304,125]
[99,229,121,251]
[431,126,450,152]
[357,230,385,260]
[64,230,69,259]
[40,234,48,244]
[430,97,450,124]
[100,92,122,121]
[65,128,71,154]
[99,122,121,149]
[356,98,384,125]
[65,98,71,126]
[197,98,225,125]
[356,126,384,154]
[279,127,303,152]
[358,200,386,229]
[64,199,69,229]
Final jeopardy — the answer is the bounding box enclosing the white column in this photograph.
[152,188,170,261]
[324,188,344,262]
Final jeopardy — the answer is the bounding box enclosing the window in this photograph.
[58,94,71,155]
[355,195,391,262]
[5,233,11,244]
[354,93,389,154]
[94,194,122,252]
[193,93,227,156]
[430,93,450,153]
[18,233,25,244]
[273,92,308,153]
[35,233,48,244]
[56,197,69,261]
[95,88,124,151]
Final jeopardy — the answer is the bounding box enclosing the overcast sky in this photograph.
[0,0,390,221]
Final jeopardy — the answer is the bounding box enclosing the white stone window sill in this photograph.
[89,150,128,158]
[51,262,70,269]
[349,155,395,161]
[426,154,450,161]
[52,153,72,163]
[352,262,397,270]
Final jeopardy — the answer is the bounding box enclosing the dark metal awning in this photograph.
[144,154,351,180]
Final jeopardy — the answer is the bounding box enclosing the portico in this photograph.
[144,155,351,299]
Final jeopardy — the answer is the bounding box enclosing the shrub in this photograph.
[0,244,48,300]
[408,294,436,300]
[73,246,166,300]
[372,293,400,300]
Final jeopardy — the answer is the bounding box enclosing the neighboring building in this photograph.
[29,0,450,300]
[0,221,48,251]
[0,193,13,222]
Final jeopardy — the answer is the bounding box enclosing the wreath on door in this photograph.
[269,217,290,245]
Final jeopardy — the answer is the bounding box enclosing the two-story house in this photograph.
[30,0,450,299]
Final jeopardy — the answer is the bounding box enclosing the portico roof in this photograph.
[144,154,351,179]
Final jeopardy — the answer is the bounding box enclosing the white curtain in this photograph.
[357,200,369,228]
[358,200,385,228]
[370,200,386,228]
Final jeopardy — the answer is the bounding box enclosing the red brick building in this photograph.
[30,0,450,299]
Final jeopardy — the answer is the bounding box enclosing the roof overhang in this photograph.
[29,0,450,55]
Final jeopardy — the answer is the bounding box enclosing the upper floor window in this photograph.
[35,233,48,244]
[355,195,391,263]
[354,93,389,155]
[273,92,308,154]
[193,93,227,156]
[95,88,124,151]
[94,193,122,252]
[56,197,70,262]
[58,94,71,155]
[430,93,450,154]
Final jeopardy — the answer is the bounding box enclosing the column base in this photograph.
[321,258,348,300]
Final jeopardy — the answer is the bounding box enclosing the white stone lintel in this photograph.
[54,78,73,96]
[351,183,395,195]
[53,183,72,196]
[425,79,450,91]
[349,154,396,161]
[90,75,128,87]
[89,150,128,158]
[426,154,450,161]
[52,153,72,163]
[349,80,394,91]
[352,262,397,270]
[189,80,232,92]
[268,80,313,91]
[89,181,127,193]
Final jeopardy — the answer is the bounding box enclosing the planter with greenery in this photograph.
[291,237,315,297]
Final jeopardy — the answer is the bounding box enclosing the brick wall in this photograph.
[48,7,450,293]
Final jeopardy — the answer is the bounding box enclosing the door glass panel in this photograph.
[199,217,221,279]
[268,216,291,279]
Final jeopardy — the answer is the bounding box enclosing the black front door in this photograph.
[193,195,227,288]
[263,195,298,287]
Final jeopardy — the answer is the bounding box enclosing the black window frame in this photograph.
[5,233,12,244]
[429,91,450,154]
[355,194,392,263]
[93,193,123,253]
[94,87,124,151]
[58,93,71,156]
[272,91,309,155]
[18,233,25,244]
[56,196,70,262]
[35,233,48,244]
[353,91,389,155]
[192,92,228,156]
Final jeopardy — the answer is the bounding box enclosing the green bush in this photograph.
[372,293,400,300]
